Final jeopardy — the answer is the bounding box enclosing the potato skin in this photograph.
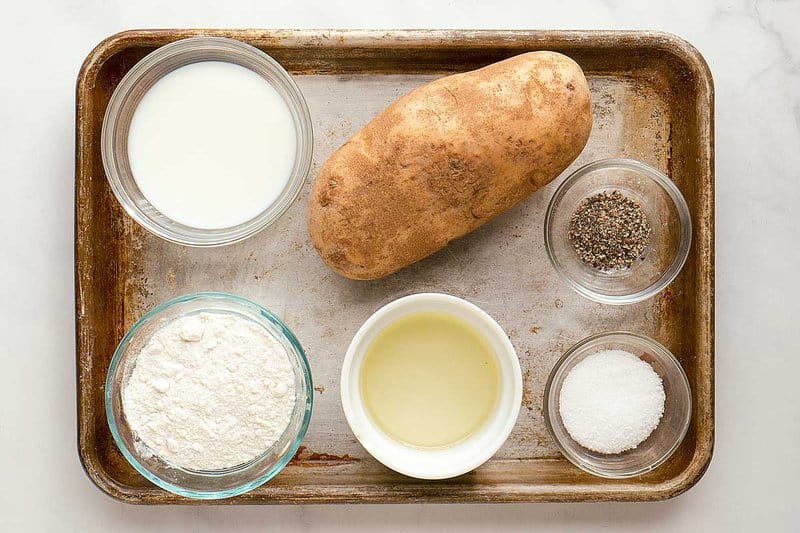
[308,51,592,280]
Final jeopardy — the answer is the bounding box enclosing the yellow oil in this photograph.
[359,311,500,448]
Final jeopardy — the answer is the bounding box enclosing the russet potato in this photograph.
[309,51,592,280]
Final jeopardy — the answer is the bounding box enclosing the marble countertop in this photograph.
[2,0,798,531]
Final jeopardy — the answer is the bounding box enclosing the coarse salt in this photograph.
[559,349,665,454]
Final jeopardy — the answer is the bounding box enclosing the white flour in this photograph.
[122,312,296,470]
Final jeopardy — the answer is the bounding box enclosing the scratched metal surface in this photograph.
[121,73,678,466]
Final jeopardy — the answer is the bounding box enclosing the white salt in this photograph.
[559,349,665,454]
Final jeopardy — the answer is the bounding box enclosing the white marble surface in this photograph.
[1,0,798,530]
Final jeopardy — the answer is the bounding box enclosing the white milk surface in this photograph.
[127,61,296,229]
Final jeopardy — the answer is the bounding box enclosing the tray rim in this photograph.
[75,28,714,504]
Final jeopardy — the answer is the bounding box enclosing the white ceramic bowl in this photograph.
[340,293,522,480]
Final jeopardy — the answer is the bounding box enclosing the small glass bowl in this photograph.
[544,331,691,479]
[544,158,692,304]
[105,292,313,499]
[101,36,313,246]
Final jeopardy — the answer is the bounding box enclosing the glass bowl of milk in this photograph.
[101,37,313,246]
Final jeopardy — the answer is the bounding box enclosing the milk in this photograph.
[127,61,296,229]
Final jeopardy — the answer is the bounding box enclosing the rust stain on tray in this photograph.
[289,445,361,466]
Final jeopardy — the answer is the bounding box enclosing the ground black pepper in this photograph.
[568,190,652,271]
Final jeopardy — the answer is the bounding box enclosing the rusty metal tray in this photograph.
[76,29,714,503]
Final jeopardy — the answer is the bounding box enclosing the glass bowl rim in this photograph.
[100,36,314,247]
[543,157,692,305]
[543,330,692,479]
[104,291,313,499]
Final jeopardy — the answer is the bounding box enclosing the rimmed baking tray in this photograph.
[76,29,714,503]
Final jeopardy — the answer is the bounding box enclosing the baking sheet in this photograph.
[76,29,714,503]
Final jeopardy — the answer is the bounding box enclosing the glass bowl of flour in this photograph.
[105,292,313,499]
